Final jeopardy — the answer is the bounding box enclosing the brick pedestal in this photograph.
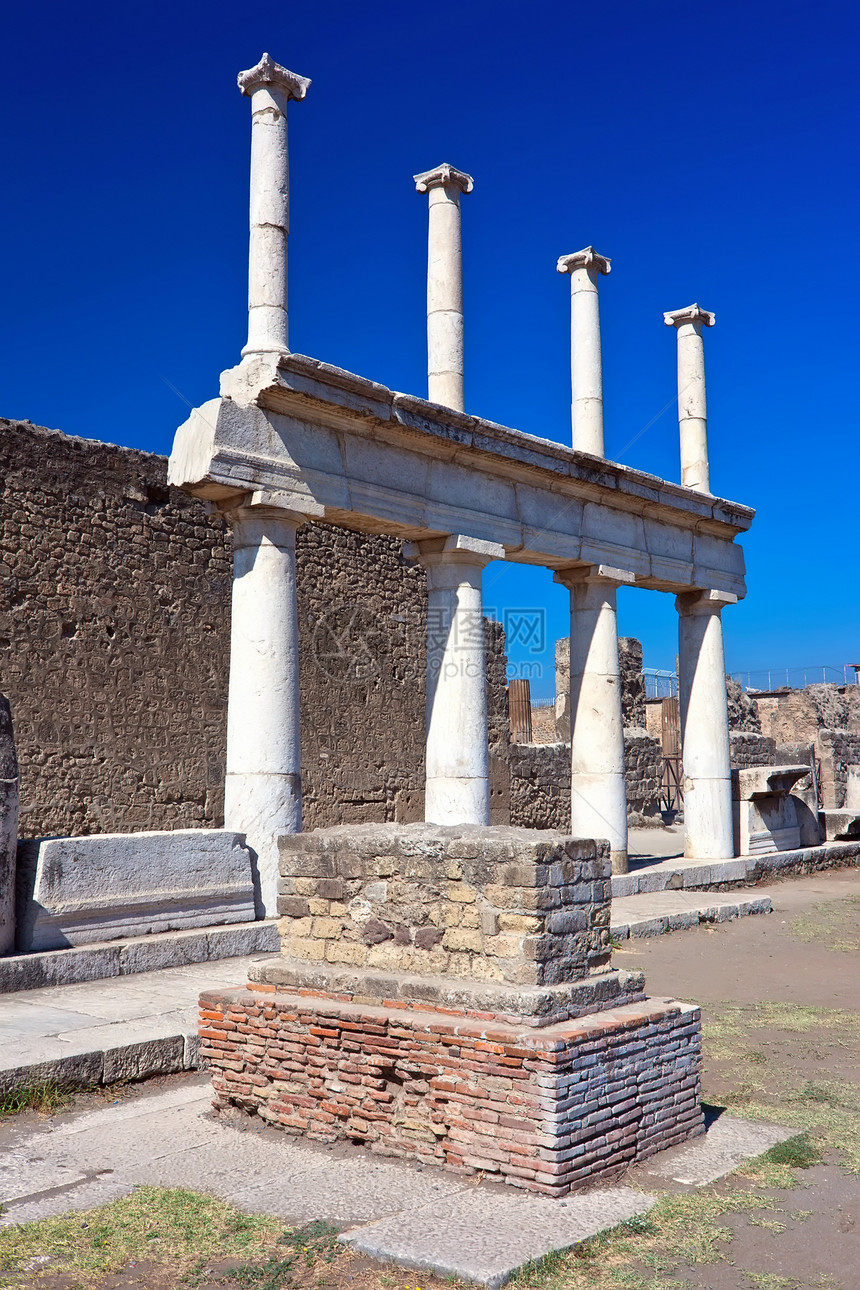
[200,985,703,1196]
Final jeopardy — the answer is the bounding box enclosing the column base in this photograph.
[610,849,629,875]
[200,982,704,1196]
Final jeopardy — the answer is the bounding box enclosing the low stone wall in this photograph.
[730,732,776,770]
[200,987,703,1196]
[509,732,660,830]
[624,729,662,818]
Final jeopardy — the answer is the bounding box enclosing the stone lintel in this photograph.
[413,163,474,195]
[238,52,311,101]
[557,247,611,277]
[664,303,715,328]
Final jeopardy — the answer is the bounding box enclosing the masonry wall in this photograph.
[0,420,507,840]
[509,732,661,830]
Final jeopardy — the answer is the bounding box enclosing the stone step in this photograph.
[0,920,280,994]
[0,955,263,1095]
[612,838,860,900]
[610,890,772,940]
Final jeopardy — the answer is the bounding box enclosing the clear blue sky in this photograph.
[2,0,858,698]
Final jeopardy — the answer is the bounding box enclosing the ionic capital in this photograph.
[413,163,474,195]
[553,564,635,589]
[238,53,311,101]
[664,303,715,329]
[557,247,611,277]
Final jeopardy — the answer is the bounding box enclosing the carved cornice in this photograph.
[238,53,311,100]
[664,303,715,328]
[557,247,611,277]
[413,163,474,195]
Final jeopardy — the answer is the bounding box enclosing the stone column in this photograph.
[409,535,504,825]
[557,247,612,455]
[664,304,715,493]
[555,565,633,874]
[224,505,306,916]
[238,53,311,359]
[413,164,474,412]
[676,590,736,860]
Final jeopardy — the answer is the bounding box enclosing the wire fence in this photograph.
[642,664,860,698]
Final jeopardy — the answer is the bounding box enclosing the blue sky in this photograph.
[2,0,858,698]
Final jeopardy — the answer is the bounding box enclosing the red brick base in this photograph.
[200,985,704,1195]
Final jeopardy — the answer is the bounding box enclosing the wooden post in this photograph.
[508,679,533,743]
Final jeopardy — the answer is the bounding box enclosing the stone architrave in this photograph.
[555,565,634,873]
[664,304,715,493]
[15,829,256,952]
[557,248,611,455]
[414,164,474,412]
[0,696,19,955]
[238,53,310,358]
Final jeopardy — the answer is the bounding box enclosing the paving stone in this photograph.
[641,1113,796,1185]
[611,890,773,939]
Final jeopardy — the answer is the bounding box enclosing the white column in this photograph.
[224,505,305,916]
[413,164,474,412]
[676,589,736,860]
[555,565,633,874]
[237,53,311,359]
[557,247,612,456]
[411,535,504,824]
[664,303,715,493]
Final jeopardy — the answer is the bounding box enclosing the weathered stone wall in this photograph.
[624,729,662,818]
[730,732,776,770]
[509,731,660,830]
[726,679,761,733]
[757,684,860,744]
[619,638,646,728]
[818,730,860,809]
[509,744,570,831]
[0,696,18,954]
[0,419,507,841]
[276,824,612,986]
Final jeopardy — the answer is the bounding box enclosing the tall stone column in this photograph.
[413,164,474,412]
[409,535,504,825]
[238,53,311,359]
[676,590,736,860]
[555,565,633,874]
[557,247,612,455]
[664,303,715,493]
[224,505,305,916]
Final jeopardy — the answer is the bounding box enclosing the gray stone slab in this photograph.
[642,1114,796,1185]
[343,1185,658,1288]
[16,829,257,952]
[611,890,773,939]
[0,1002,108,1039]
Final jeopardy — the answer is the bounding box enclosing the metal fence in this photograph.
[730,665,859,693]
[643,668,678,699]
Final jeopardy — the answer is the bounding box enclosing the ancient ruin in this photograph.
[2,48,859,1200]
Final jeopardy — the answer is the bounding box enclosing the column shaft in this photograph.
[427,185,465,410]
[225,507,303,914]
[570,265,605,455]
[676,320,709,491]
[559,569,630,873]
[677,593,734,860]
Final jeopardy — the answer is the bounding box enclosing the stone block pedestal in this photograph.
[197,824,705,1195]
[200,985,703,1196]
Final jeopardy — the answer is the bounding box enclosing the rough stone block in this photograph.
[16,829,256,952]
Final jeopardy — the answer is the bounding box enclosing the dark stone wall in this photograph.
[0,419,507,840]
